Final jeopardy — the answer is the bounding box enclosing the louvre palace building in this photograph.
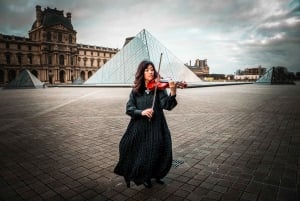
[0,5,118,86]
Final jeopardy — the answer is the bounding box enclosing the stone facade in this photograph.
[0,5,118,86]
[186,59,210,77]
[235,66,266,80]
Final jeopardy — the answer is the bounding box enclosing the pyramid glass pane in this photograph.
[256,67,273,83]
[85,29,201,85]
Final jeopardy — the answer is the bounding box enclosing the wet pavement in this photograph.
[0,83,299,201]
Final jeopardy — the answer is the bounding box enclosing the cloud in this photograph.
[0,0,299,74]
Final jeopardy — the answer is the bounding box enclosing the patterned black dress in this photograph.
[114,88,177,185]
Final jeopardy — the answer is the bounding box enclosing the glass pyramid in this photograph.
[4,69,44,89]
[84,29,201,85]
[256,66,295,84]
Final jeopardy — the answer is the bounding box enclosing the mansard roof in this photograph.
[31,7,73,30]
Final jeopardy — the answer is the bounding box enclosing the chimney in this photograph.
[67,12,72,22]
[36,5,42,27]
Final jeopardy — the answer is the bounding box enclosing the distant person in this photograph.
[114,60,177,188]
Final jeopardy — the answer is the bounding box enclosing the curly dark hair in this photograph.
[133,60,158,94]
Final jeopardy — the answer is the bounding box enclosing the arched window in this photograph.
[80,71,85,81]
[59,55,64,65]
[59,70,65,83]
[88,71,92,78]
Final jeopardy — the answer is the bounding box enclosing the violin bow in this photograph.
[151,52,163,111]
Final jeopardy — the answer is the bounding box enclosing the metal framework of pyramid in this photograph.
[85,29,201,85]
[256,66,295,84]
[4,69,44,89]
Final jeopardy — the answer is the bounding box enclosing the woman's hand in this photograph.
[169,80,176,96]
[142,108,154,118]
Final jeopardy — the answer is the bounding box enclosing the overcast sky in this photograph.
[0,0,299,74]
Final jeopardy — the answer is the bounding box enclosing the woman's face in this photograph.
[144,64,155,83]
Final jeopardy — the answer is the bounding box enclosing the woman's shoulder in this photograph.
[130,88,143,98]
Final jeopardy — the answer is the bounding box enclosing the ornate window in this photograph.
[58,33,62,42]
[91,58,94,67]
[69,34,72,44]
[47,32,51,41]
[83,58,87,66]
[59,70,65,83]
[5,54,11,64]
[48,55,52,65]
[28,54,32,64]
[80,71,85,81]
[17,53,22,64]
[88,71,92,78]
[59,55,64,65]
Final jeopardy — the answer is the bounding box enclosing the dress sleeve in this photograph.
[126,90,143,118]
[159,89,177,111]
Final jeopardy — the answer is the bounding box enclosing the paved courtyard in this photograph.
[0,83,299,201]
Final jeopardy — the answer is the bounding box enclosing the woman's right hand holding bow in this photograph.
[142,108,154,118]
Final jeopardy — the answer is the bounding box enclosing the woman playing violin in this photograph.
[114,60,177,188]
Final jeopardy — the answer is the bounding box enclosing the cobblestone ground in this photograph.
[0,83,299,201]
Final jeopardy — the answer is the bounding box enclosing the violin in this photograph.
[147,79,187,91]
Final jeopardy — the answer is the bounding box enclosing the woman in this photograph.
[114,60,177,188]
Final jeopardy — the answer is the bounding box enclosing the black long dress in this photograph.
[114,88,177,185]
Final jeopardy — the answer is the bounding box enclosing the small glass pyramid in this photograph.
[5,69,44,89]
[256,66,295,84]
[84,29,201,85]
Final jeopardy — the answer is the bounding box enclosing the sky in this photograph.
[0,0,299,75]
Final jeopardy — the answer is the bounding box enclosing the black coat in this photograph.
[114,88,177,185]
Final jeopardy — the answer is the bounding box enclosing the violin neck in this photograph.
[160,79,180,83]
